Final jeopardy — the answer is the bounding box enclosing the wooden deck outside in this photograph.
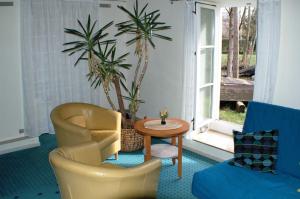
[220,77,254,101]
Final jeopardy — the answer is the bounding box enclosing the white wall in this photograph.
[130,0,186,118]
[0,0,24,142]
[273,0,300,109]
[0,1,129,141]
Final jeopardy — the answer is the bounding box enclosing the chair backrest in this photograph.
[51,102,120,130]
[49,142,107,199]
[243,101,300,178]
[50,103,121,147]
[49,142,161,199]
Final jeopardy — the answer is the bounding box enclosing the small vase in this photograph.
[161,118,166,125]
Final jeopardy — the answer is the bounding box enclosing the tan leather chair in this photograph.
[50,102,121,161]
[49,141,161,199]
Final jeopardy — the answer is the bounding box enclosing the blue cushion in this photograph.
[243,102,300,178]
[230,129,278,173]
[192,162,300,199]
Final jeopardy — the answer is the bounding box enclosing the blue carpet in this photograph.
[0,134,215,199]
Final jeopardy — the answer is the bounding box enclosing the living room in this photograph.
[0,0,300,198]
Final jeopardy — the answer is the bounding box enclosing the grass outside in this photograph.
[221,54,256,67]
[219,107,246,125]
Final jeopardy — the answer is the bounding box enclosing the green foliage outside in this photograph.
[221,54,256,67]
[219,107,246,125]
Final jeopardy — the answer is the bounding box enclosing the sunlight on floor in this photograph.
[193,130,234,153]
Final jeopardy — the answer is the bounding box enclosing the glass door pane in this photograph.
[199,48,214,86]
[200,8,215,46]
[198,86,213,122]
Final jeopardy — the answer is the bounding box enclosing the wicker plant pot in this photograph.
[121,128,144,152]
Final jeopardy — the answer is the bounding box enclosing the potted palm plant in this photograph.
[62,15,130,121]
[116,0,172,121]
[115,1,172,151]
[62,1,172,152]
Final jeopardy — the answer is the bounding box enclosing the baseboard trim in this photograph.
[0,136,40,155]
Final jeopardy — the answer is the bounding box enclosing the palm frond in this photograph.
[116,1,172,49]
[152,33,172,41]
[64,28,85,38]
[63,16,113,66]
[77,19,87,36]
[74,51,87,66]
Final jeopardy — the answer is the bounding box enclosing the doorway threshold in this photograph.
[164,137,233,162]
[193,129,234,153]
[209,120,243,136]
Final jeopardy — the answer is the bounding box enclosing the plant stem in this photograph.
[103,86,117,111]
[113,76,125,115]
[134,55,143,85]
[130,40,148,122]
[136,40,149,90]
[90,55,117,111]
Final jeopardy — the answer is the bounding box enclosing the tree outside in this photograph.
[220,6,257,124]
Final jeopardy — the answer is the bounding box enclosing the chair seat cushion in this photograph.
[192,162,300,199]
[90,130,117,140]
[90,130,119,147]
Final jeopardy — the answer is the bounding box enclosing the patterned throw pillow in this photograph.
[229,130,279,173]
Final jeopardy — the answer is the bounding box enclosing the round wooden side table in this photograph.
[134,118,189,178]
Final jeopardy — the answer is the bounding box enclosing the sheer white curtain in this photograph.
[21,0,108,137]
[254,0,281,103]
[181,0,197,139]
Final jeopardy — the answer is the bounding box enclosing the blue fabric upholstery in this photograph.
[192,162,300,199]
[192,102,300,198]
[243,102,300,178]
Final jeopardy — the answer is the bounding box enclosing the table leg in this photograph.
[144,135,152,162]
[178,135,183,178]
[171,137,177,165]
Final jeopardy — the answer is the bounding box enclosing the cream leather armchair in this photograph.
[50,102,121,161]
[49,141,161,199]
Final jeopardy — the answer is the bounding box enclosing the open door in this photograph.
[194,4,220,133]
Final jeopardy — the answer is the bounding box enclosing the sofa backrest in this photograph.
[243,101,300,178]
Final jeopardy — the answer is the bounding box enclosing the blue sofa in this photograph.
[192,101,300,199]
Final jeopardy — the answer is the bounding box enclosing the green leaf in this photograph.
[126,35,142,46]
[87,15,91,35]
[139,3,148,17]
[101,21,114,32]
[148,38,155,48]
[64,28,85,38]
[63,41,85,46]
[152,33,172,41]
[77,19,87,36]
[120,80,129,93]
[90,20,97,36]
[62,43,85,54]
[74,51,87,66]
